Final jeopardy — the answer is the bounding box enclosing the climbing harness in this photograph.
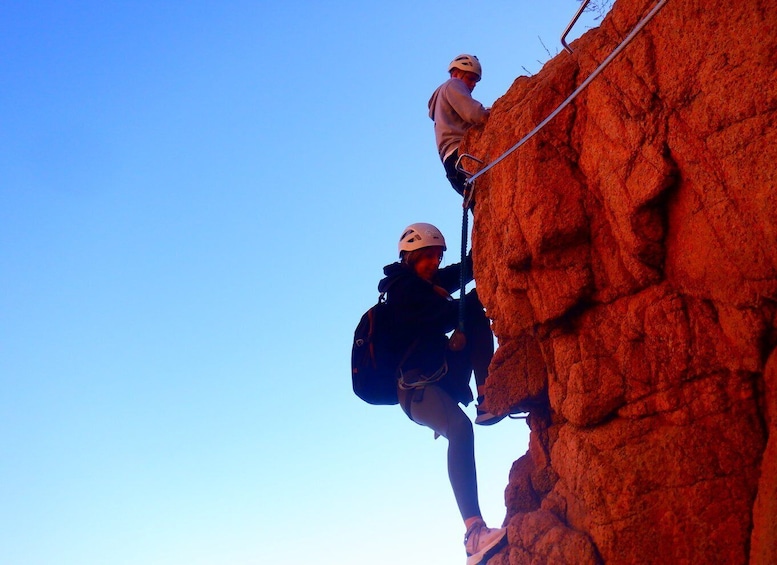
[398,360,449,391]
[462,0,669,194]
[398,361,449,432]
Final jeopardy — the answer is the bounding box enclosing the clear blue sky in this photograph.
[0,2,602,564]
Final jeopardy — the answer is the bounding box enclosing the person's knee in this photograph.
[465,309,492,342]
[448,410,474,444]
[465,290,486,315]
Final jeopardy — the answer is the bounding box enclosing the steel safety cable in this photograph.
[466,0,668,187]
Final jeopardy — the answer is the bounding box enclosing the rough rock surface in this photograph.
[463,0,777,562]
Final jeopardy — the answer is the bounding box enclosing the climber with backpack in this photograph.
[376,222,507,564]
[429,54,490,200]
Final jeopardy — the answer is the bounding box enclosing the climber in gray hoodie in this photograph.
[428,54,490,198]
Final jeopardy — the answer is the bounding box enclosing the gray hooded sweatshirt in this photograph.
[428,77,489,162]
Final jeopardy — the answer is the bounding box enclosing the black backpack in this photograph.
[351,292,400,405]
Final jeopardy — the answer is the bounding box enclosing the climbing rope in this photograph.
[450,155,483,350]
[448,198,470,352]
[463,0,668,190]
[458,195,469,325]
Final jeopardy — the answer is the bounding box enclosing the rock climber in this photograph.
[428,54,490,200]
[378,222,507,564]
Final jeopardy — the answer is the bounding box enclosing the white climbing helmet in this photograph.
[448,54,482,80]
[398,223,447,256]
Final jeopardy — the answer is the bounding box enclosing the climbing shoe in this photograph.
[474,396,507,426]
[475,407,507,426]
[464,519,506,565]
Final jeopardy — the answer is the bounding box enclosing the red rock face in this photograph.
[464,0,777,562]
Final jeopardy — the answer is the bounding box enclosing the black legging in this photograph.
[395,288,493,519]
[398,384,481,520]
[443,150,469,197]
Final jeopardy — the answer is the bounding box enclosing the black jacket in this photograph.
[378,257,474,403]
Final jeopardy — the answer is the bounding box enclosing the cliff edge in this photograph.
[463,0,777,562]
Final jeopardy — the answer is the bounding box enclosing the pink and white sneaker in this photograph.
[464,519,506,564]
